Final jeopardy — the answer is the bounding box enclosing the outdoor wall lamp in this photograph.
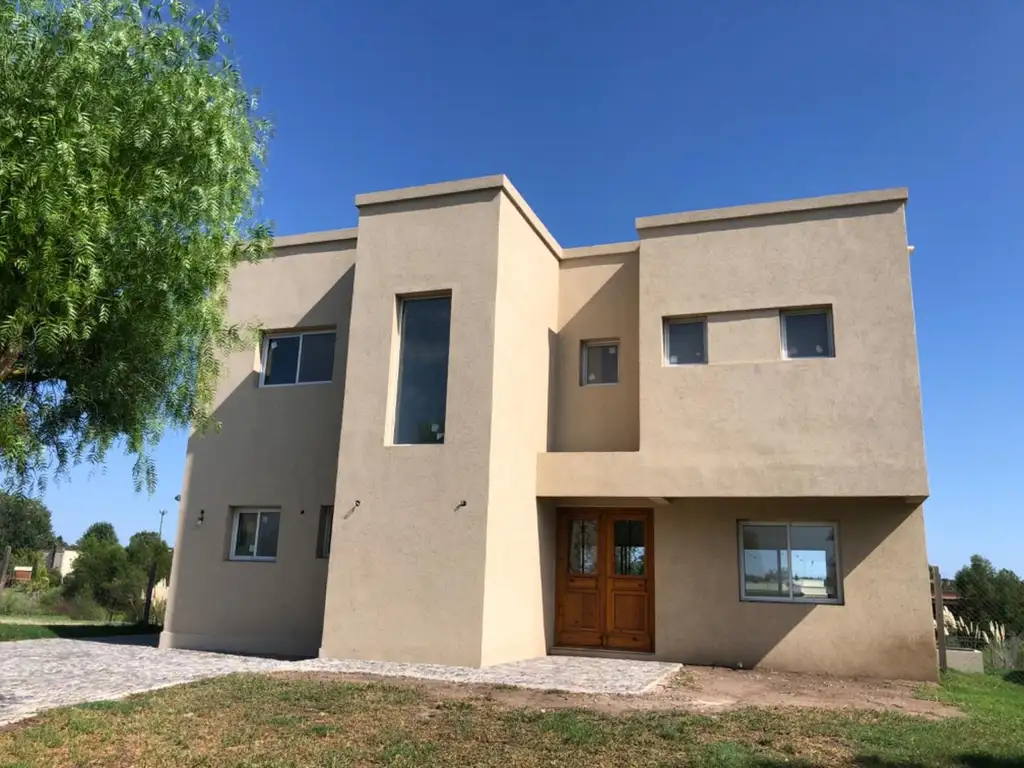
[454,500,467,512]
[343,500,361,520]
[197,509,205,526]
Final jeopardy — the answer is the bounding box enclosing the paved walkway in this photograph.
[0,638,680,726]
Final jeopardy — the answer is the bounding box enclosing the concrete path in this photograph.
[0,638,680,726]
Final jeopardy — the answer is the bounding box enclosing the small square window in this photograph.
[230,508,280,561]
[261,331,336,386]
[781,309,833,359]
[581,341,619,385]
[316,505,334,559]
[664,318,707,365]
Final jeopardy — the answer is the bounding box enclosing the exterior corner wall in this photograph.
[653,499,937,681]
[479,193,560,666]
[321,190,503,668]
[553,253,640,452]
[163,243,356,656]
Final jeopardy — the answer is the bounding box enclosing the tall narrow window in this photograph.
[316,505,334,559]
[394,295,452,444]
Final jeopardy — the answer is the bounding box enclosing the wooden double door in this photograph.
[555,509,654,652]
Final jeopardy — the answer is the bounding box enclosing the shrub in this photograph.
[0,589,35,616]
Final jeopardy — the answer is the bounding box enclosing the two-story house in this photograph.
[160,175,937,680]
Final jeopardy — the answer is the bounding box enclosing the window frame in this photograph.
[580,339,620,387]
[316,505,334,559]
[780,307,835,360]
[737,521,843,605]
[259,330,337,387]
[393,292,453,445]
[663,316,709,366]
[229,508,281,562]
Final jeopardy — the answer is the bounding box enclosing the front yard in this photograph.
[0,618,159,642]
[1,670,1021,767]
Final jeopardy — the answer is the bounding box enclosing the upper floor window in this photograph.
[664,318,707,365]
[581,340,619,386]
[230,508,280,561]
[261,330,336,386]
[394,294,452,444]
[781,309,833,359]
[739,522,841,603]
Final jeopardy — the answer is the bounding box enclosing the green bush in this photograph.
[0,589,35,616]
[55,593,107,622]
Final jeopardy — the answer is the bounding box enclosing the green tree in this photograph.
[65,538,145,617]
[954,555,1024,635]
[77,521,118,547]
[0,0,271,492]
[0,492,55,551]
[126,530,172,583]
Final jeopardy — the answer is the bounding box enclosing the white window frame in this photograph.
[260,330,336,387]
[580,339,620,386]
[229,508,281,562]
[663,317,709,366]
[780,308,834,360]
[738,521,842,604]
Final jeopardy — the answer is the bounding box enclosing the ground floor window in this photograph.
[317,505,334,558]
[739,522,841,603]
[230,508,281,561]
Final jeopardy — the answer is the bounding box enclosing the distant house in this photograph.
[43,548,79,579]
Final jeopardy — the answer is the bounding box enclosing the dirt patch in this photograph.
[274,665,961,719]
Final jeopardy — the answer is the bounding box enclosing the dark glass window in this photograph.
[613,519,646,575]
[581,341,619,385]
[664,319,707,365]
[782,310,833,359]
[262,332,336,385]
[394,295,452,444]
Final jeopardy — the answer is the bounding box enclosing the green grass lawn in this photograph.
[0,621,159,642]
[0,670,1021,767]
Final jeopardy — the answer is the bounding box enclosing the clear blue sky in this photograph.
[42,1,1022,577]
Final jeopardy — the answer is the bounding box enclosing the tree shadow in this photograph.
[851,757,1024,768]
[1002,670,1024,686]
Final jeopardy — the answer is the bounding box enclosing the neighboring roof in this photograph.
[272,228,358,249]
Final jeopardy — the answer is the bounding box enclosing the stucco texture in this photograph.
[161,240,356,657]
[320,190,502,667]
[651,499,937,681]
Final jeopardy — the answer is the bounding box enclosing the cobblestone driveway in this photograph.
[0,638,680,726]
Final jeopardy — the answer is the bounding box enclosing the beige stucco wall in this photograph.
[553,252,640,452]
[636,201,927,498]
[479,193,560,666]
[161,239,356,657]
[540,197,927,500]
[652,498,937,681]
[320,190,503,667]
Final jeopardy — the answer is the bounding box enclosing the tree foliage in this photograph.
[77,520,118,547]
[126,529,172,582]
[65,537,144,616]
[953,555,1024,635]
[0,491,55,551]
[0,0,271,492]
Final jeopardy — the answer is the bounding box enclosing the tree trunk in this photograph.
[0,344,21,381]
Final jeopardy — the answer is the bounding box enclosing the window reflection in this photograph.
[568,520,597,573]
[613,520,645,575]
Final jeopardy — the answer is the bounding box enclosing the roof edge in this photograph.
[562,241,640,261]
[272,228,358,249]
[356,175,562,258]
[635,188,908,231]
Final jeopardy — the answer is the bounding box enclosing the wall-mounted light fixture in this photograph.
[343,500,361,520]
[454,500,467,512]
[197,509,205,526]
